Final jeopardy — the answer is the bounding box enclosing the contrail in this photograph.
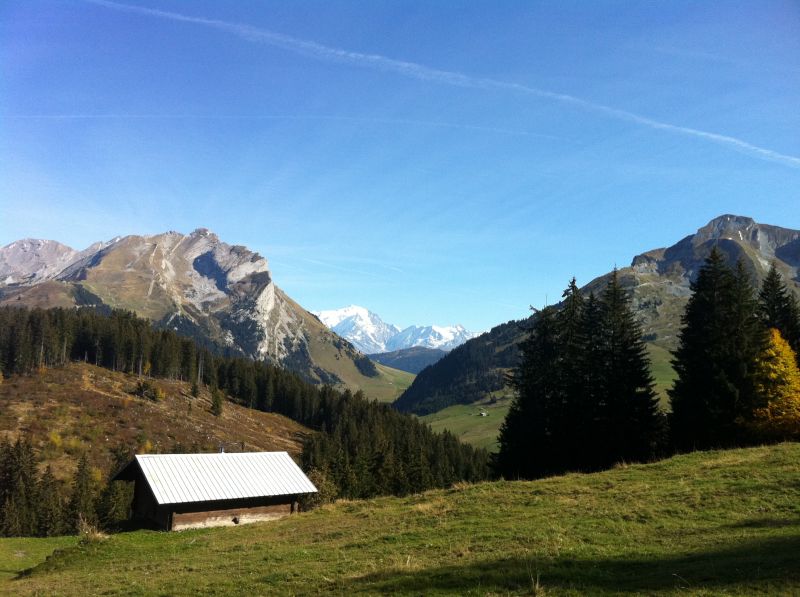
[85,0,800,168]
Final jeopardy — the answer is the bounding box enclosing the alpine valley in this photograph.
[0,229,413,401]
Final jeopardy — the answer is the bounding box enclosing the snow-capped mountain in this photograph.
[386,324,476,352]
[316,306,477,354]
[316,305,400,355]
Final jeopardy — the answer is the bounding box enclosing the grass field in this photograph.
[647,343,678,407]
[0,536,77,582]
[421,392,512,451]
[360,363,416,403]
[4,443,799,595]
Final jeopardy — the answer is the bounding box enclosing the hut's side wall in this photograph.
[168,495,299,531]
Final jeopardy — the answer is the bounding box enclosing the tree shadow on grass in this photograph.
[346,532,800,594]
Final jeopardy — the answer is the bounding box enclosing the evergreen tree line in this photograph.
[0,307,490,535]
[0,438,131,537]
[301,388,489,499]
[670,252,800,449]
[495,251,800,480]
[494,272,665,479]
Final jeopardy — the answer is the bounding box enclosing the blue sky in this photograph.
[1,0,799,331]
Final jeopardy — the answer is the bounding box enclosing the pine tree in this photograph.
[210,387,224,416]
[66,455,97,533]
[554,279,587,469]
[495,306,561,479]
[0,438,39,536]
[37,466,64,537]
[670,249,763,449]
[593,270,662,466]
[758,264,800,364]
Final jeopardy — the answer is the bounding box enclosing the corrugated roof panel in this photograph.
[134,452,317,505]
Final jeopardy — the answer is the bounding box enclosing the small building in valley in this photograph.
[113,451,317,531]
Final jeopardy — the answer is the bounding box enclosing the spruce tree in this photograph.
[210,387,223,416]
[495,306,561,479]
[670,249,763,449]
[554,279,587,469]
[1,438,38,536]
[37,466,64,537]
[758,264,800,364]
[593,270,662,466]
[67,455,97,533]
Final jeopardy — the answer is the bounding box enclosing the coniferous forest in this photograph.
[495,251,800,480]
[0,306,489,536]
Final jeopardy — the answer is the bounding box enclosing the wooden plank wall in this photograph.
[171,502,292,530]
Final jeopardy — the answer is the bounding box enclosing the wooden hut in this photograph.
[113,451,317,531]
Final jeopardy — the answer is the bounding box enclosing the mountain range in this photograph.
[316,304,477,354]
[0,229,408,398]
[395,215,800,415]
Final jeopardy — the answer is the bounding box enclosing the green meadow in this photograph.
[4,443,799,596]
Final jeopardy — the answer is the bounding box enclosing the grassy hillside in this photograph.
[648,343,678,406]
[362,363,416,403]
[5,443,799,595]
[0,363,310,480]
[421,390,513,451]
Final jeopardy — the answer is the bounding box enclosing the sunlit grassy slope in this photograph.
[0,536,77,582]
[363,363,416,403]
[6,443,799,595]
[648,343,678,407]
[421,391,512,451]
[306,329,415,403]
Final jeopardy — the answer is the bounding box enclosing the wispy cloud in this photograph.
[85,0,800,169]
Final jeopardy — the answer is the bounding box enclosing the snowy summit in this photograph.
[316,305,476,354]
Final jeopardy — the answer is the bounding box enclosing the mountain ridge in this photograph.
[0,229,405,399]
[370,346,448,374]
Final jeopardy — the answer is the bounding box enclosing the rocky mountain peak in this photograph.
[0,238,79,284]
[694,214,757,245]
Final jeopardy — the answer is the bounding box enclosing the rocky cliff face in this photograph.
[0,229,379,387]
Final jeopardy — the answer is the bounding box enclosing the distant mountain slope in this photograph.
[315,304,476,354]
[0,362,310,481]
[0,230,406,399]
[395,215,800,416]
[393,319,522,414]
[370,346,448,374]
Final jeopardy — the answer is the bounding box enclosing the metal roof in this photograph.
[128,452,317,505]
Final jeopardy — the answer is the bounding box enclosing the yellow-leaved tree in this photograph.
[752,328,800,439]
